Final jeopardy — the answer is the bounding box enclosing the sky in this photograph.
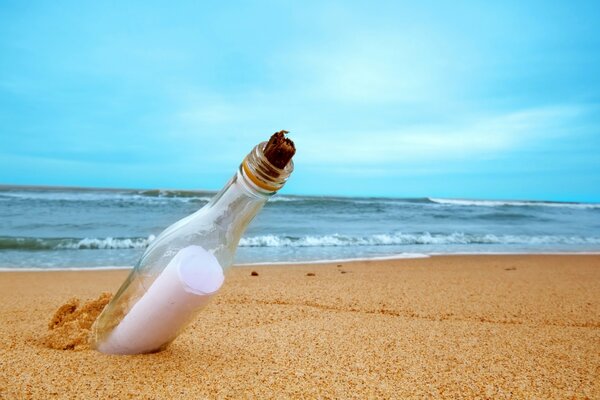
[1,1,599,202]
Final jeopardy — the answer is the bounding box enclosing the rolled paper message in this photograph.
[96,245,224,355]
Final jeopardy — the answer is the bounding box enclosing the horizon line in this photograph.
[1,183,598,205]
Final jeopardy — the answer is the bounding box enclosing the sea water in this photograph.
[0,186,599,269]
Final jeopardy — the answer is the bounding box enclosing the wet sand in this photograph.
[0,255,599,398]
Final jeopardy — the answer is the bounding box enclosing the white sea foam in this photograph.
[3,232,599,251]
[238,233,600,247]
[55,235,156,250]
[269,196,303,202]
[428,198,600,209]
[0,191,212,203]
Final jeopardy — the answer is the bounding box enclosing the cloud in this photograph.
[298,104,591,166]
[282,34,454,105]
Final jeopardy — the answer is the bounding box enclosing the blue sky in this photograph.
[1,1,599,202]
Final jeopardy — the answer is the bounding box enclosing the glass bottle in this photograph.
[91,139,294,354]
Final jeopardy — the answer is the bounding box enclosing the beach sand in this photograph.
[0,255,599,399]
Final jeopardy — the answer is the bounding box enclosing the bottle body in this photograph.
[91,142,293,354]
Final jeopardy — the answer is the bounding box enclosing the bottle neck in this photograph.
[239,141,294,197]
[203,142,293,267]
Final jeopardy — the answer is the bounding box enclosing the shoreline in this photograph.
[1,254,598,398]
[2,251,600,272]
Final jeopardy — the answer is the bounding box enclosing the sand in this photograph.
[0,255,599,399]
[41,292,112,351]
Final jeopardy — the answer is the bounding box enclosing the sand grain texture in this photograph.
[1,255,599,399]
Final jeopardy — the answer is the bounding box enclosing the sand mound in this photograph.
[41,292,112,350]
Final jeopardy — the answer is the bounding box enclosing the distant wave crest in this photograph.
[0,191,213,203]
[428,198,600,209]
[3,189,597,210]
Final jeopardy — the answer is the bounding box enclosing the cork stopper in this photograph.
[263,130,296,169]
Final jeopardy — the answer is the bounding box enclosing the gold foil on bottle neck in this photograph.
[242,160,279,192]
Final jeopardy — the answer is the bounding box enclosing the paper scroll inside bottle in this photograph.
[96,245,224,355]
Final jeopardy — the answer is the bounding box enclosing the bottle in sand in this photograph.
[91,131,295,355]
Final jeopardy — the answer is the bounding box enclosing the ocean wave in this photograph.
[2,232,599,251]
[0,191,212,204]
[428,198,600,209]
[239,233,600,247]
[0,235,156,250]
[136,189,214,200]
[269,196,304,202]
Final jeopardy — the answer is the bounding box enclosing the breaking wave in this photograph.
[0,235,156,250]
[2,232,599,251]
[0,190,213,203]
[428,198,600,209]
[239,233,600,247]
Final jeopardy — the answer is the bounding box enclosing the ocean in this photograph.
[1,186,599,269]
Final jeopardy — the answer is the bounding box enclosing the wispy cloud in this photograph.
[286,34,457,104]
[299,105,593,165]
